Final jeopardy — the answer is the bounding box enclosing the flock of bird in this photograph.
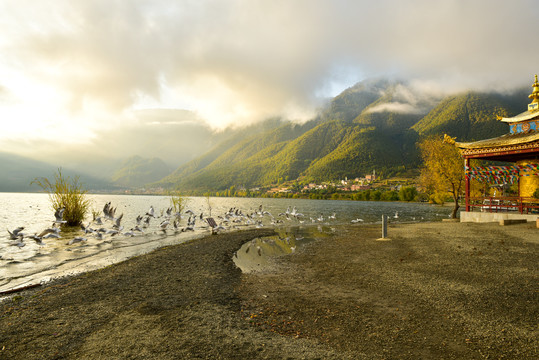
[6,207,67,248]
[5,202,351,250]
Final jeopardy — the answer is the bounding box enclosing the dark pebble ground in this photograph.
[0,222,537,359]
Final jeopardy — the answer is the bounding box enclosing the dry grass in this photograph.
[168,189,187,214]
[31,168,91,226]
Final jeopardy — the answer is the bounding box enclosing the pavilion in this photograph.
[453,75,539,222]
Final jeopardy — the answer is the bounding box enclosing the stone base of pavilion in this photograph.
[460,211,539,223]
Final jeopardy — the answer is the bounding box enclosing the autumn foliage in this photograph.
[418,136,464,218]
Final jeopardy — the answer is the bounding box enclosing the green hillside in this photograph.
[154,80,528,192]
[157,118,308,188]
[413,91,527,140]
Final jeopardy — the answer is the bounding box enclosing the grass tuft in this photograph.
[31,168,91,227]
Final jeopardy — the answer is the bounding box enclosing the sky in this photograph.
[1,0,539,167]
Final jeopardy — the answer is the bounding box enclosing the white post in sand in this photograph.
[381,214,388,238]
[377,215,390,241]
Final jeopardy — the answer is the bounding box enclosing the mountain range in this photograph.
[155,80,528,192]
[0,79,529,193]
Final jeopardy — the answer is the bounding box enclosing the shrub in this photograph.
[31,168,91,226]
[398,186,418,202]
[381,190,399,201]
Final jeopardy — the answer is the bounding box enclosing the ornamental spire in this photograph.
[528,74,539,111]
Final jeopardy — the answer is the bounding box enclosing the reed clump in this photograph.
[31,168,91,227]
[168,189,187,214]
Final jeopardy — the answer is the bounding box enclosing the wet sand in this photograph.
[0,222,537,359]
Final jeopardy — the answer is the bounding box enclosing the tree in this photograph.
[418,136,464,219]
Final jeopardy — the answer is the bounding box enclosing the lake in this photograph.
[0,193,453,294]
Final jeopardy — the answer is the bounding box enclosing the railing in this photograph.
[467,196,539,214]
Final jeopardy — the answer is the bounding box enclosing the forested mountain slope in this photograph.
[155,80,527,191]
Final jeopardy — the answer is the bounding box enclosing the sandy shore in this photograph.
[0,222,537,359]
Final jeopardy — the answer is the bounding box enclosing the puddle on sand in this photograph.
[233,225,334,273]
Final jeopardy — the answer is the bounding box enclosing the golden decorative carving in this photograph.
[443,134,456,145]
[517,159,539,199]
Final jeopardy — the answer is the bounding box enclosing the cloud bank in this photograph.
[0,0,538,160]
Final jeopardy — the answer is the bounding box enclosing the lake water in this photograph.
[0,193,453,294]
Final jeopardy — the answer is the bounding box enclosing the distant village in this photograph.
[264,171,380,195]
[134,169,422,201]
[240,170,422,202]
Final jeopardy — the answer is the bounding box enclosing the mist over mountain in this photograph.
[0,152,118,192]
[0,78,530,193]
[111,156,171,188]
[155,79,528,192]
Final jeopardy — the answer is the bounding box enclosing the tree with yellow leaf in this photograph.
[418,136,464,219]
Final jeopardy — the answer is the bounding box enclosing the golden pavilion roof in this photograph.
[453,75,539,161]
[499,110,539,123]
[455,130,539,149]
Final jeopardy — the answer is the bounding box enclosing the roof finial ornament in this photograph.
[528,74,539,111]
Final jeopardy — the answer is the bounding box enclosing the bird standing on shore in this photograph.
[159,220,170,233]
[54,207,67,225]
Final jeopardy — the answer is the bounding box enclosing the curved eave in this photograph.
[500,110,539,123]
[455,131,539,149]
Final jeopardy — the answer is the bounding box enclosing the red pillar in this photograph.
[465,158,470,212]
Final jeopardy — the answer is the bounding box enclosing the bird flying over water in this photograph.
[103,202,117,220]
[42,232,61,239]
[28,234,44,245]
[7,226,24,240]
[11,234,25,248]
[81,223,95,234]
[68,237,87,245]
[112,213,124,230]
[38,226,61,238]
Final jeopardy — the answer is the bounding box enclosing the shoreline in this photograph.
[0,222,537,359]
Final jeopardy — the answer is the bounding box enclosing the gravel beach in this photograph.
[0,222,537,359]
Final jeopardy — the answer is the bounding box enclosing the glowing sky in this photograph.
[1,0,538,160]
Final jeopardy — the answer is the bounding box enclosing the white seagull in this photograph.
[7,227,25,240]
[53,207,67,225]
[68,237,87,245]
